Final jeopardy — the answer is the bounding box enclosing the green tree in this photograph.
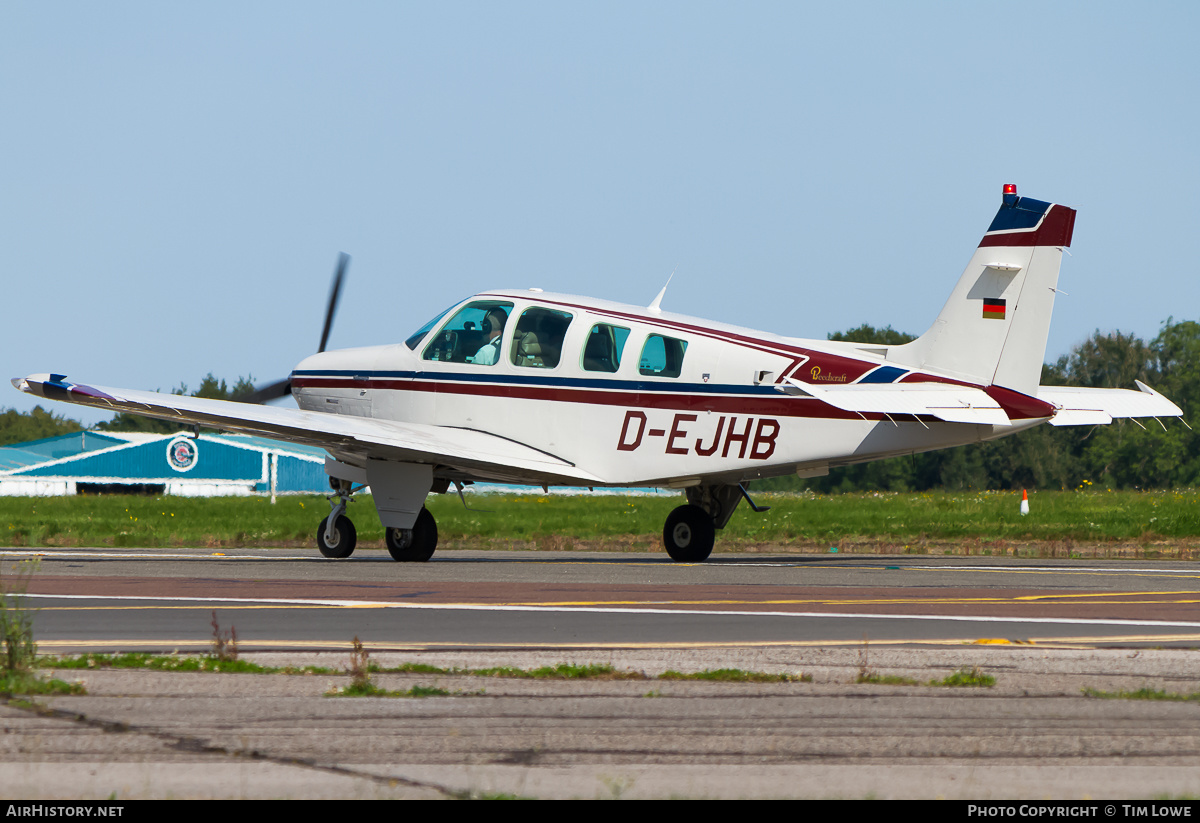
[826,324,916,345]
[1064,320,1200,489]
[1059,329,1154,388]
[0,406,83,446]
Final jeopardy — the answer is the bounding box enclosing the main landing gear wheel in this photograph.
[663,504,715,563]
[385,507,438,562]
[317,514,357,558]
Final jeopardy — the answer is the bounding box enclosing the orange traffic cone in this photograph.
[1020,489,1029,516]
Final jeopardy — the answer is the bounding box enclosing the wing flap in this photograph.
[13,374,603,484]
[779,378,1012,426]
[1038,381,1183,427]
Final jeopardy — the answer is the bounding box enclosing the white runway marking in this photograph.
[25,592,1200,630]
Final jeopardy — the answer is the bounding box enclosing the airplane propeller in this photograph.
[243,252,350,404]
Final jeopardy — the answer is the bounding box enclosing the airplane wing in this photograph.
[12,374,603,485]
[778,378,1012,425]
[1037,381,1184,427]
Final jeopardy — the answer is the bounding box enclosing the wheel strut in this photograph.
[324,479,360,547]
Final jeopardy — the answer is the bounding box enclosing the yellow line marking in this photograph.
[506,592,1200,607]
[34,634,1200,651]
[947,568,1200,581]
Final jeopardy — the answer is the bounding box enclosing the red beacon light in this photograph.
[1002,183,1018,206]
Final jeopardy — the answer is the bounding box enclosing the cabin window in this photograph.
[421,300,514,365]
[638,334,688,378]
[581,324,630,373]
[510,307,574,369]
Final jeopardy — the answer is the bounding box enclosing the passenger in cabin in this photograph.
[473,308,508,366]
[511,307,573,368]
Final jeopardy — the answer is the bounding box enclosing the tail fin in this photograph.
[888,185,1077,396]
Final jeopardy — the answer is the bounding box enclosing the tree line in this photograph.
[2,320,1196,491]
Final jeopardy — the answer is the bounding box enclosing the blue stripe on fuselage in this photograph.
[857,365,908,384]
[290,369,784,396]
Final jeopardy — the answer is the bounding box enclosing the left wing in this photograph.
[13,374,603,485]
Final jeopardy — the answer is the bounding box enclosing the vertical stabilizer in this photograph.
[888,185,1076,396]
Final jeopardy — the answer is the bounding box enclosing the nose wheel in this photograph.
[385,508,438,561]
[317,513,357,558]
[663,504,715,562]
[318,479,360,558]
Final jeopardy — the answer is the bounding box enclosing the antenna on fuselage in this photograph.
[647,268,676,315]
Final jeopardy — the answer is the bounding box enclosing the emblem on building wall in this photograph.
[166,437,199,472]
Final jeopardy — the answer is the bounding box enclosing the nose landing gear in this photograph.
[318,479,360,558]
[317,513,356,558]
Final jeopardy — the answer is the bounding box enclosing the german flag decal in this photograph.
[982,298,1006,320]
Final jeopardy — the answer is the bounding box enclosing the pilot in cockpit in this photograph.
[473,307,508,365]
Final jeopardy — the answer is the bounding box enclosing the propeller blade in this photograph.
[243,252,350,404]
[243,377,292,405]
[318,252,349,354]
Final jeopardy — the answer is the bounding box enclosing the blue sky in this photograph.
[4,1,1197,425]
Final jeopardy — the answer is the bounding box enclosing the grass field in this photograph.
[1,488,1198,557]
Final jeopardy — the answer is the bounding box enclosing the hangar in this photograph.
[0,431,328,498]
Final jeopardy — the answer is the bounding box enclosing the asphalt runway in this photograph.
[7,547,1200,799]
[8,547,1200,651]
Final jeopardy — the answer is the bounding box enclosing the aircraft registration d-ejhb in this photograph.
[15,185,1183,562]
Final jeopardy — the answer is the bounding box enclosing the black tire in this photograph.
[662,504,715,562]
[385,508,438,562]
[317,514,357,558]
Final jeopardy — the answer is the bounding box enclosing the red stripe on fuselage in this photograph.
[900,373,1052,420]
[294,374,1052,421]
[984,385,1056,419]
[293,376,885,421]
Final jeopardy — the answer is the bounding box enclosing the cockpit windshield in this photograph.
[404,304,456,350]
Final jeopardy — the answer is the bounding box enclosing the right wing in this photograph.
[13,374,603,485]
[1037,381,1183,426]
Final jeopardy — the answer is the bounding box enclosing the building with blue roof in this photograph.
[0,432,329,497]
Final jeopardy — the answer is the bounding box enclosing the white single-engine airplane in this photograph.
[14,185,1183,562]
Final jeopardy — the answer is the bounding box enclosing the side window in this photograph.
[639,334,688,378]
[581,324,630,373]
[421,301,514,365]
[510,307,574,369]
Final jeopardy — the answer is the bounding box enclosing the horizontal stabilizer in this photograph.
[1038,381,1183,427]
[779,378,1012,426]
